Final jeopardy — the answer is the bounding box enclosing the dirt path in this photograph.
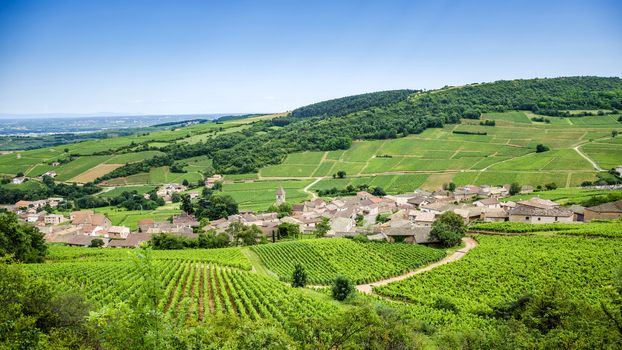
[303,177,322,200]
[356,237,479,294]
[573,145,603,171]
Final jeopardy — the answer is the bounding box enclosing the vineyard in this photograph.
[375,235,622,314]
[45,245,252,269]
[250,238,446,284]
[469,220,622,238]
[24,259,341,325]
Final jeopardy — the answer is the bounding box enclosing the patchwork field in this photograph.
[1,111,620,205]
[254,111,621,191]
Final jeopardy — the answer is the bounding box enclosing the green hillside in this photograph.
[1,77,622,209]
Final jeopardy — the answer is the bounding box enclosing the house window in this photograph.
[537,217,541,221]
[525,216,529,220]
[554,216,558,221]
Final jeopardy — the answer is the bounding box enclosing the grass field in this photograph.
[93,203,181,230]
[218,179,313,211]
[98,185,157,198]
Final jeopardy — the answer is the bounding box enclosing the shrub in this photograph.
[291,264,307,288]
[332,276,354,301]
[536,144,550,153]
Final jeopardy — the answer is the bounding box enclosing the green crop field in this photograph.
[219,179,313,211]
[24,246,341,325]
[104,151,165,164]
[53,155,113,181]
[469,221,622,238]
[93,204,181,230]
[375,235,622,313]
[502,187,622,204]
[251,238,446,284]
[97,185,157,198]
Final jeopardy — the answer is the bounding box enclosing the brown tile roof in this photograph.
[586,200,622,213]
[509,204,573,217]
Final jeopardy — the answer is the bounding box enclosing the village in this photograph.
[5,173,622,249]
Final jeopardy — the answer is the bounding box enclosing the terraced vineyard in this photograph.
[251,238,446,284]
[375,235,622,313]
[25,260,340,324]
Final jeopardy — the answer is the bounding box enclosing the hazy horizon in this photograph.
[1,0,621,115]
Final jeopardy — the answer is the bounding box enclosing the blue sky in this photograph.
[0,0,620,115]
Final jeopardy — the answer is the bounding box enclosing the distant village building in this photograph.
[43,171,57,178]
[584,200,622,222]
[12,177,25,184]
[508,198,573,223]
[105,226,131,239]
[276,187,286,205]
[156,183,187,202]
[44,214,66,225]
[205,174,223,188]
[70,210,113,235]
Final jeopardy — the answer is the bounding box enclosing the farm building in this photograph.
[508,198,573,223]
[480,208,509,222]
[12,176,26,184]
[44,214,66,225]
[584,200,622,222]
[108,233,153,248]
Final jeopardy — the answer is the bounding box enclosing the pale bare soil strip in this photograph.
[70,163,124,183]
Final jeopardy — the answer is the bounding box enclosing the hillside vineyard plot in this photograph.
[25,261,340,324]
[251,238,446,284]
[375,235,622,314]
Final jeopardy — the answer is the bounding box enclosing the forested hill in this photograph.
[98,76,622,179]
[289,89,416,119]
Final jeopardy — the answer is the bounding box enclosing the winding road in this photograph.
[356,237,479,294]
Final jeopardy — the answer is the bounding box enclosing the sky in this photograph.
[0,0,620,116]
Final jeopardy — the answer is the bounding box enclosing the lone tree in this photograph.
[336,170,347,179]
[509,182,522,196]
[180,194,194,214]
[613,130,619,138]
[291,264,307,288]
[536,144,550,153]
[332,276,354,301]
[430,211,466,248]
[89,238,104,248]
[314,217,330,238]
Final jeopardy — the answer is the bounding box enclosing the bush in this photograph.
[536,144,550,153]
[291,264,307,288]
[332,276,354,301]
